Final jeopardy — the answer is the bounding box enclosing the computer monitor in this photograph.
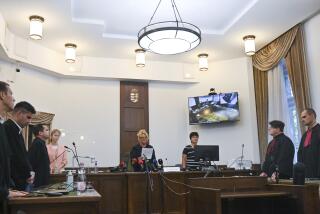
[195,145,219,162]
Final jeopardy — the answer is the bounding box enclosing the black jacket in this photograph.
[28,137,50,188]
[130,144,156,172]
[298,124,320,178]
[262,133,294,178]
[0,123,10,201]
[4,119,32,190]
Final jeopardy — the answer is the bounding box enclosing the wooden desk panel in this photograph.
[268,183,320,214]
[49,170,260,214]
[51,173,127,214]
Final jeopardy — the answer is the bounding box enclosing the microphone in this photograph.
[64,145,80,167]
[131,158,138,165]
[138,159,144,165]
[138,159,145,171]
[158,159,163,169]
[151,159,158,171]
[119,160,127,172]
[72,142,81,168]
[72,142,79,161]
[50,149,69,164]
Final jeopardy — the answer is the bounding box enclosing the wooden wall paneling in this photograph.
[120,81,149,163]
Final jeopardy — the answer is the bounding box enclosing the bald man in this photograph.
[298,108,320,178]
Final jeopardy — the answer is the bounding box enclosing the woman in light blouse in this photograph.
[46,129,68,174]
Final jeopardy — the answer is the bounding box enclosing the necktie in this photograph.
[303,129,312,148]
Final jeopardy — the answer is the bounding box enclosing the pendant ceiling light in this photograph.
[138,0,201,55]
[243,35,256,56]
[65,43,77,63]
[198,53,208,71]
[135,49,146,67]
[29,15,44,40]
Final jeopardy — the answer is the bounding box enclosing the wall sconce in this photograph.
[243,35,256,56]
[65,43,77,63]
[198,53,208,71]
[135,49,146,67]
[29,15,44,40]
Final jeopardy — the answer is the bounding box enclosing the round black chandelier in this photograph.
[138,0,201,55]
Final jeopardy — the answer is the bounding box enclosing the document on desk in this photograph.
[141,148,153,160]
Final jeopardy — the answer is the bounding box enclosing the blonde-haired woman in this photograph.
[46,129,68,174]
[130,129,157,172]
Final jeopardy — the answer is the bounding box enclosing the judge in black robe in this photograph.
[130,144,156,172]
[28,125,50,188]
[130,129,157,172]
[0,122,11,201]
[261,120,294,179]
[298,108,320,178]
[4,119,33,191]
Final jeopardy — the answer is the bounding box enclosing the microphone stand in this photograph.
[158,160,164,214]
[50,150,70,173]
[239,144,244,170]
[64,146,80,168]
[143,155,153,214]
[72,142,79,166]
[50,150,69,164]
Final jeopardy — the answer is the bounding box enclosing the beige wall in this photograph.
[304,13,320,114]
[0,56,259,166]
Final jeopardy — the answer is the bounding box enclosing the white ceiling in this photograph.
[0,0,319,63]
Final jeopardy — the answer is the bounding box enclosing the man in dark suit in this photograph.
[298,108,320,178]
[0,81,26,210]
[4,101,36,191]
[260,120,295,180]
[28,124,50,188]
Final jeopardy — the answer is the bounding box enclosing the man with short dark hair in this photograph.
[298,108,320,178]
[28,124,50,188]
[4,101,36,191]
[0,81,26,206]
[181,132,201,171]
[260,120,294,180]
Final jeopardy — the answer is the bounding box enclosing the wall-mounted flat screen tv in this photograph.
[188,92,240,124]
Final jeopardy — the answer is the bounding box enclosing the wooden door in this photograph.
[120,81,149,163]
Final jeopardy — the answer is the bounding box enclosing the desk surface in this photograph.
[8,189,101,205]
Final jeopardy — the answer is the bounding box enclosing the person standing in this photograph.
[28,124,50,188]
[298,108,320,178]
[181,132,201,171]
[4,101,36,191]
[260,120,295,180]
[47,129,68,174]
[0,81,26,207]
[130,129,156,172]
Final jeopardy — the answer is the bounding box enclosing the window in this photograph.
[279,59,301,162]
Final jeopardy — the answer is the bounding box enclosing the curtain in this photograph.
[253,67,269,162]
[252,23,310,162]
[285,27,311,133]
[253,25,299,72]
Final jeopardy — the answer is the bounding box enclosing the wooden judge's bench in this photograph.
[44,170,320,214]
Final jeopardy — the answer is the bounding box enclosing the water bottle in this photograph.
[77,163,86,192]
[94,161,98,174]
[66,170,74,191]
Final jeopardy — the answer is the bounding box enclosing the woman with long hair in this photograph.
[46,129,68,174]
